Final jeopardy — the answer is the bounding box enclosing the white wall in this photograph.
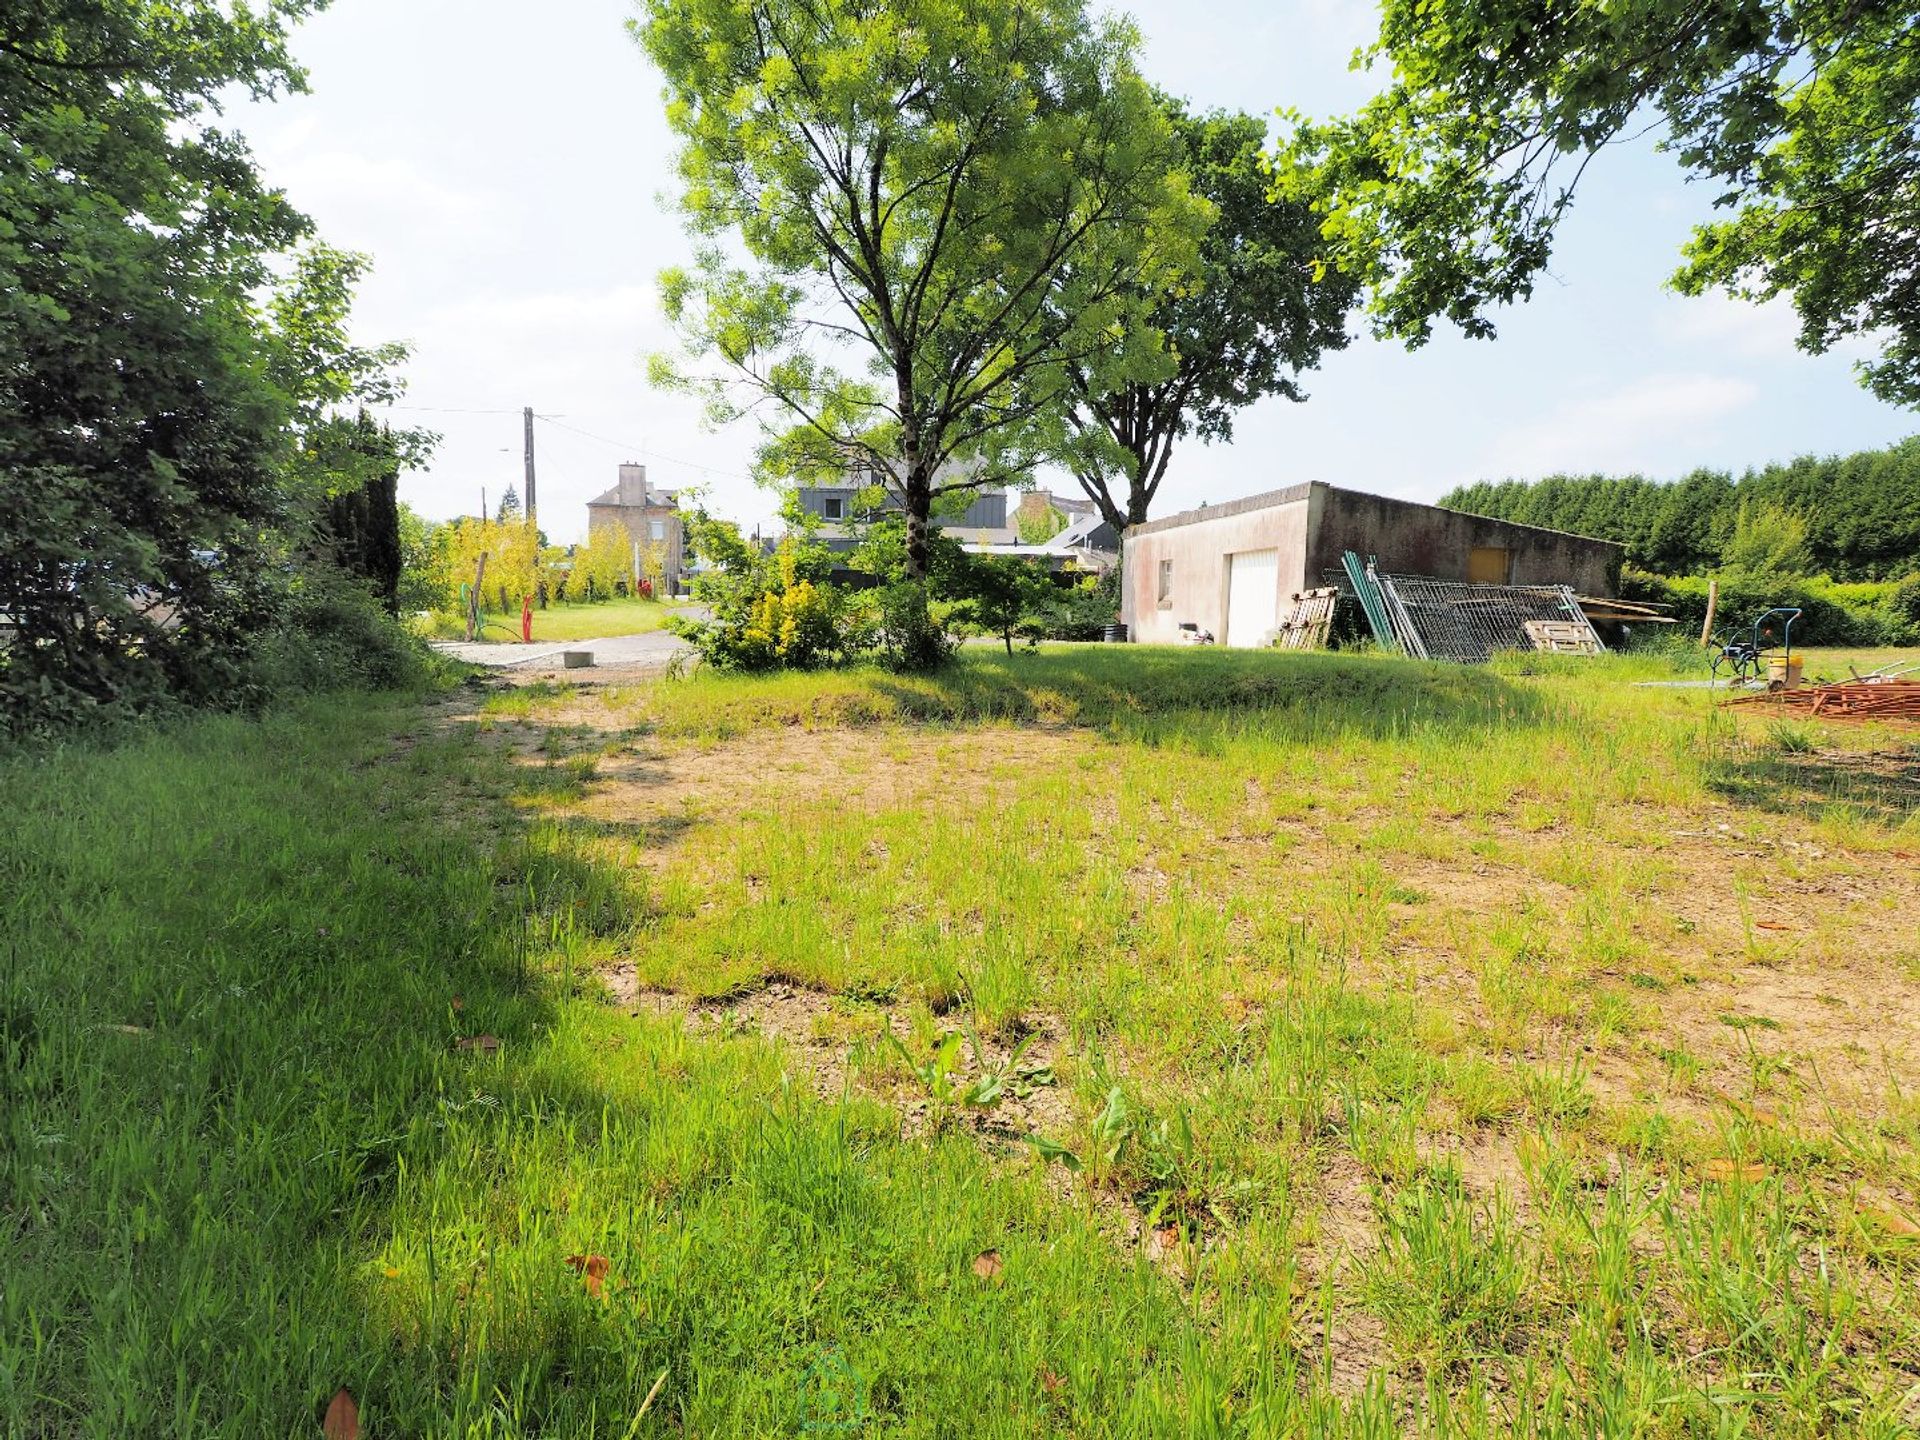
[1121,498,1312,643]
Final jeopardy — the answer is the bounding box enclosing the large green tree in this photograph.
[1,1,310,725]
[1061,101,1359,533]
[1281,0,1920,405]
[637,0,1209,582]
[0,2,421,730]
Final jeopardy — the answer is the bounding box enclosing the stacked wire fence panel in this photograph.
[1376,577,1604,663]
[1325,562,1606,663]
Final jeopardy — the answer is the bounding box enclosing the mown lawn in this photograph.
[5,646,1918,1436]
[426,594,681,644]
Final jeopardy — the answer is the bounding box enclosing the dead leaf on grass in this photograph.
[1754,920,1794,932]
[103,1023,150,1036]
[971,1250,1004,1283]
[450,994,465,1012]
[1703,1158,1770,1184]
[321,1387,359,1440]
[565,1253,611,1298]
[1039,1366,1066,1395]
[453,1034,501,1056]
[1861,1205,1920,1238]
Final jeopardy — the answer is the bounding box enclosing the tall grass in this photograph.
[5,643,1918,1435]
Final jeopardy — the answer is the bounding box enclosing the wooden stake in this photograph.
[1700,576,1718,647]
[467,552,489,643]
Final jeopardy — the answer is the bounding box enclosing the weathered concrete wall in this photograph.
[1121,487,1312,642]
[1304,486,1622,595]
[1119,481,1623,642]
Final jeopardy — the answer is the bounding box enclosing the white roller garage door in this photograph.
[1224,549,1279,649]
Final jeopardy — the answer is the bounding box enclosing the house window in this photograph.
[649,519,666,542]
[823,496,846,520]
[1157,558,1173,608]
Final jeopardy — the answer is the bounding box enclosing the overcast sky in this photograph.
[241,0,1917,545]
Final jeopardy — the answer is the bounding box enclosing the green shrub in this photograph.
[672,515,867,671]
[245,573,438,699]
[1622,565,1920,646]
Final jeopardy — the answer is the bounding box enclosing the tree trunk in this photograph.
[904,467,933,580]
[1126,446,1156,528]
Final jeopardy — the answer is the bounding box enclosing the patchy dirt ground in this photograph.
[418,664,1920,1416]
[604,968,1078,1145]
[443,675,1920,1142]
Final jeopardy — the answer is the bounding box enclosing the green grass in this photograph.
[6,646,1920,1435]
[427,594,680,644]
[608,644,1562,739]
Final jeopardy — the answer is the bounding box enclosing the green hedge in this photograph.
[1622,566,1920,647]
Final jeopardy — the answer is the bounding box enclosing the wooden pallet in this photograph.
[1522,618,1604,654]
[1275,588,1338,650]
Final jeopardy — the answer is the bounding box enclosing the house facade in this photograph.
[1122,482,1623,648]
[586,463,685,593]
[792,484,1017,547]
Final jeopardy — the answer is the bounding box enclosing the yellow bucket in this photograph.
[1768,657,1805,690]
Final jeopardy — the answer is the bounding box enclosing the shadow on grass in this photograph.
[884,647,1552,743]
[657,645,1554,745]
[1706,744,1920,829]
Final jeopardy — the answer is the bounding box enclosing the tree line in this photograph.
[1440,439,1920,581]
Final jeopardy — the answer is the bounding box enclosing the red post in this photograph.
[521,595,533,643]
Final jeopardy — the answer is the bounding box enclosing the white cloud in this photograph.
[1660,289,1889,367]
[1660,292,1805,359]
[253,129,493,252]
[376,284,770,542]
[1477,372,1759,478]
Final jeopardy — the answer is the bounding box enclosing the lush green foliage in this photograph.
[0,0,424,735]
[318,415,405,614]
[671,513,862,670]
[1442,438,1920,580]
[1280,0,1920,405]
[945,554,1061,656]
[638,0,1208,576]
[1062,101,1359,531]
[1624,565,1920,646]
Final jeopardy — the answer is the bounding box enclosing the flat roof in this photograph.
[1124,483,1314,538]
[1124,481,1620,549]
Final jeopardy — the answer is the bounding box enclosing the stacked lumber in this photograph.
[1725,679,1920,724]
[1576,595,1678,625]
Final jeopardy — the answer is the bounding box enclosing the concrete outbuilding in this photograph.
[1121,483,1623,648]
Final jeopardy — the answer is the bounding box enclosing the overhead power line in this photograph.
[383,404,525,416]
[377,403,756,485]
[534,415,754,484]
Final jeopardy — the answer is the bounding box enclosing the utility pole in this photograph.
[522,406,538,527]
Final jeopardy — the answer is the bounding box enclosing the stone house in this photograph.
[586,463,685,594]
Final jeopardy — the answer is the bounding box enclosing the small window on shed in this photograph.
[1157,558,1173,608]
[823,496,846,520]
[1468,546,1512,585]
